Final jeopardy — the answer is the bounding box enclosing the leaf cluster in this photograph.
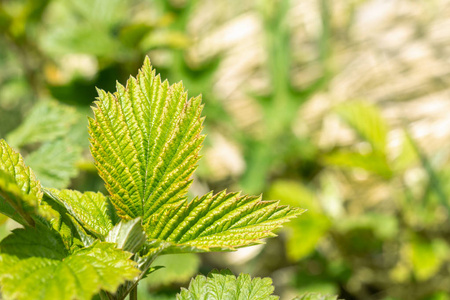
[0,58,302,300]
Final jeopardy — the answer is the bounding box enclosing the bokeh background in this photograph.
[1,0,450,299]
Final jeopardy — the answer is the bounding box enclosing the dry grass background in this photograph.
[183,1,450,298]
[184,0,450,201]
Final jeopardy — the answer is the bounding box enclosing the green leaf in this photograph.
[0,139,44,226]
[89,57,204,223]
[0,225,68,260]
[89,58,301,255]
[293,293,339,300]
[391,131,418,173]
[323,150,393,179]
[6,101,79,148]
[146,191,303,252]
[46,188,114,238]
[0,241,140,300]
[336,213,399,241]
[26,139,82,189]
[177,269,278,300]
[267,180,330,261]
[39,190,87,251]
[106,217,146,253]
[335,101,388,154]
[0,170,36,226]
[409,235,448,281]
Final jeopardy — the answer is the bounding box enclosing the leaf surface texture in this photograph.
[89,57,204,224]
[48,189,114,238]
[177,269,278,300]
[146,191,303,252]
[0,227,139,300]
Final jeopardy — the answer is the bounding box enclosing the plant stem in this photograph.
[129,286,138,300]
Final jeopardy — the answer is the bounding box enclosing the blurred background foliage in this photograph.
[1,0,450,299]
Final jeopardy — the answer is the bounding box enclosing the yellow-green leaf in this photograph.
[335,101,388,154]
[0,139,43,226]
[177,269,278,300]
[47,189,114,238]
[89,57,204,223]
[146,190,304,252]
[0,241,139,300]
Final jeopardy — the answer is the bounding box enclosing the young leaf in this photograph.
[0,233,139,300]
[146,191,303,252]
[177,269,278,300]
[0,139,43,226]
[89,57,204,222]
[106,217,146,253]
[46,188,114,238]
[40,190,88,250]
[89,58,302,254]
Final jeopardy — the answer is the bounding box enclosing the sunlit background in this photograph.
[1,0,450,299]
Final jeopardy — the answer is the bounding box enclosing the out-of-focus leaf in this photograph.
[25,139,82,189]
[0,6,11,31]
[293,293,339,300]
[240,141,273,194]
[405,131,449,210]
[335,101,388,154]
[267,180,330,261]
[140,31,190,50]
[285,216,330,261]
[144,253,200,287]
[66,0,126,26]
[336,213,399,241]
[177,269,278,300]
[409,235,448,281]
[6,101,79,148]
[42,25,121,58]
[119,23,154,47]
[294,280,341,300]
[423,292,450,300]
[335,213,399,257]
[266,180,319,211]
[0,77,32,136]
[324,150,392,179]
[392,131,418,173]
[39,0,127,57]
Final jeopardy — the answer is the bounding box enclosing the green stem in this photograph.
[405,130,449,210]
[129,286,137,300]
